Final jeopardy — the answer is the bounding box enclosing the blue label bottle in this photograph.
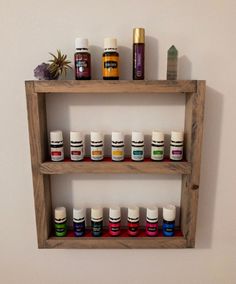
[162,205,176,237]
[73,208,85,237]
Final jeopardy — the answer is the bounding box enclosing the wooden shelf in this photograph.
[40,158,191,175]
[44,229,186,249]
[25,80,205,249]
[26,80,197,94]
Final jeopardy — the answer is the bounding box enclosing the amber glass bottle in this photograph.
[103,38,119,80]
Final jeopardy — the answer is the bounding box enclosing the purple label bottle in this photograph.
[133,28,145,80]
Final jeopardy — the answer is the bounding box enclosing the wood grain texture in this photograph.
[26,82,52,248]
[40,160,191,175]
[26,80,197,94]
[45,236,187,249]
[180,81,205,248]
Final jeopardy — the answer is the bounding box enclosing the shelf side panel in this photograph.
[26,82,52,248]
[181,81,205,247]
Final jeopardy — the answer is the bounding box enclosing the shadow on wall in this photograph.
[196,86,223,249]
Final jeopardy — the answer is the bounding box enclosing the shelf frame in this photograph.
[25,80,205,249]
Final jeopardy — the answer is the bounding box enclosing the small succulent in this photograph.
[34,63,54,80]
[48,50,72,79]
[34,50,72,80]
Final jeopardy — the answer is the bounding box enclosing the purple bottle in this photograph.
[133,28,145,80]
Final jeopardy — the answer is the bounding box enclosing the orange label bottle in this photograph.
[103,38,119,80]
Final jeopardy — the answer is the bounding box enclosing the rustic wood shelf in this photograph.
[40,158,191,175]
[25,80,205,249]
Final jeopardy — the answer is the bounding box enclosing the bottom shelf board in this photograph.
[44,229,186,249]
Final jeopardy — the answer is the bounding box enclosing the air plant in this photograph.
[34,50,72,80]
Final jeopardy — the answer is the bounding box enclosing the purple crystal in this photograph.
[34,63,53,80]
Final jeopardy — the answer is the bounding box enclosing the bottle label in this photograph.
[51,147,64,161]
[91,221,103,237]
[151,146,164,160]
[71,146,84,161]
[162,222,175,237]
[112,147,124,161]
[75,53,91,79]
[146,222,158,237]
[91,146,104,160]
[73,221,85,237]
[132,146,144,161]
[128,222,139,236]
[55,222,67,237]
[170,145,183,160]
[109,222,121,236]
[133,44,144,79]
[103,55,119,77]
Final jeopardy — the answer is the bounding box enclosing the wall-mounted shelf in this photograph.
[25,80,205,249]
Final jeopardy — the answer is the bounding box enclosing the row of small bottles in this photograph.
[75,28,145,80]
[50,130,184,162]
[54,205,176,238]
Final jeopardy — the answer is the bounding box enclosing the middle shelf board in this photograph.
[40,158,191,175]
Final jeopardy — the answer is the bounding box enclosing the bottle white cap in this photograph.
[70,131,83,141]
[75,38,88,49]
[104,38,117,49]
[50,130,63,141]
[54,207,66,219]
[91,131,103,142]
[147,206,158,220]
[163,204,176,221]
[132,132,144,142]
[109,207,121,219]
[91,207,103,220]
[112,132,124,141]
[171,131,184,141]
[128,206,139,219]
[73,208,85,219]
[152,131,164,141]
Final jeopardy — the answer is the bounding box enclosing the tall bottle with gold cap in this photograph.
[133,28,145,80]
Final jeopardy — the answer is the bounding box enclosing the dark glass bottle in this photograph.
[133,28,145,80]
[103,38,119,80]
[74,38,91,80]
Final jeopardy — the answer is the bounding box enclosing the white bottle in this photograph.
[90,132,104,161]
[131,132,144,161]
[170,131,184,161]
[50,130,64,162]
[70,131,84,161]
[111,132,124,161]
[151,131,164,161]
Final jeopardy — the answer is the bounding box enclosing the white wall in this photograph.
[1,0,236,283]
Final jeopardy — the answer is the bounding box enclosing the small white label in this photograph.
[151,146,164,160]
[70,146,84,161]
[131,146,144,161]
[91,146,104,160]
[170,146,183,160]
[51,147,64,161]
[112,147,124,161]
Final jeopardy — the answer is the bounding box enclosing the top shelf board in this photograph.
[25,80,199,94]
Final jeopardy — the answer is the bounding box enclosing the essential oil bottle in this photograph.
[111,132,124,161]
[127,206,139,236]
[103,38,119,80]
[54,207,67,237]
[162,205,176,237]
[50,130,64,162]
[70,131,84,161]
[109,207,121,236]
[133,28,145,80]
[146,207,158,237]
[170,131,184,161]
[151,131,164,161]
[74,38,91,80]
[73,208,85,237]
[131,132,144,161]
[90,132,104,161]
[91,207,103,237]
